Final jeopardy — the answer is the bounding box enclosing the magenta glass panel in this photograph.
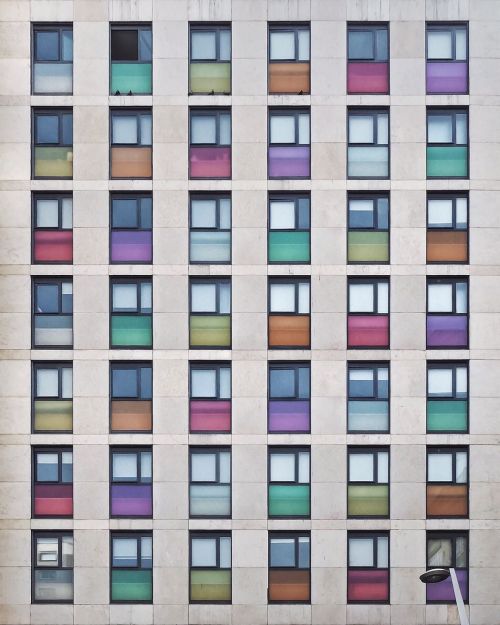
[427,569,468,602]
[269,400,310,432]
[347,62,389,94]
[111,484,152,517]
[348,315,389,348]
[427,315,468,348]
[189,146,231,179]
[348,569,389,602]
[111,230,152,263]
[34,484,73,516]
[34,230,73,263]
[190,400,231,433]
[268,146,310,179]
[426,62,468,94]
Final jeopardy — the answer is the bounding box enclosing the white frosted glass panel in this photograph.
[270,116,295,144]
[219,537,231,568]
[377,537,389,568]
[141,283,152,311]
[377,283,389,314]
[427,30,453,59]
[113,454,138,480]
[219,452,231,483]
[191,453,216,481]
[191,538,216,566]
[349,538,373,566]
[348,146,389,177]
[191,31,216,60]
[36,199,59,227]
[61,367,72,398]
[428,454,453,481]
[192,369,217,398]
[113,116,138,144]
[270,31,295,60]
[456,198,468,227]
[349,283,374,313]
[456,282,468,313]
[37,369,59,397]
[298,30,310,60]
[37,537,59,566]
[428,368,453,395]
[455,29,467,61]
[113,538,137,565]
[428,116,452,143]
[298,452,309,483]
[377,452,389,483]
[113,284,137,310]
[456,367,467,396]
[377,115,388,145]
[298,114,310,145]
[191,283,217,312]
[456,452,467,483]
[349,116,374,143]
[298,283,310,313]
[428,284,452,312]
[349,453,374,481]
[191,116,216,144]
[270,283,295,312]
[270,454,295,482]
[33,63,73,94]
[191,200,217,228]
[270,201,295,229]
[219,368,231,399]
[428,199,453,226]
[61,199,72,228]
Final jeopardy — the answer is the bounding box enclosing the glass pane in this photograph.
[62,114,72,144]
[348,30,374,60]
[141,452,152,480]
[377,368,389,398]
[298,283,310,314]
[428,538,452,567]
[349,283,374,313]
[219,114,231,145]
[270,453,295,482]
[298,367,310,399]
[377,115,388,145]
[36,31,59,61]
[456,198,468,228]
[37,537,59,566]
[61,283,72,313]
[139,115,152,146]
[219,452,231,483]
[113,284,137,311]
[219,198,231,229]
[270,201,295,230]
[113,453,138,480]
[219,283,231,314]
[219,30,231,61]
[428,199,453,227]
[377,282,389,314]
[428,115,453,143]
[455,29,467,61]
[36,199,59,227]
[428,453,453,481]
[36,284,59,313]
[270,538,295,567]
[191,116,216,144]
[191,538,216,567]
[456,452,467,483]
[36,453,59,481]
[349,369,374,398]
[428,283,453,312]
[192,453,216,481]
[141,537,153,567]
[298,199,310,229]
[298,114,310,145]
[140,367,152,399]
[428,30,453,59]
[270,368,295,398]
[37,369,59,397]
[113,199,138,228]
[111,30,139,61]
[270,283,295,312]
[377,537,389,568]
[61,452,72,482]
[36,115,59,144]
[456,282,467,313]
[298,537,310,568]
[192,199,217,228]
[375,29,388,61]
[349,116,374,144]
[270,31,295,60]
[455,114,467,145]
[113,116,138,144]
[140,282,152,312]
[140,198,152,229]
[113,538,138,567]
[456,367,467,397]
[298,30,310,60]
[61,199,72,228]
[349,199,374,229]
[456,537,467,567]
[377,452,389,483]
[139,30,152,62]
[192,369,217,398]
[61,367,72,399]
[349,453,374,481]
[219,368,231,399]
[270,115,296,144]
[219,537,231,568]
[192,283,217,312]
[192,31,217,60]
[349,537,373,566]
[428,368,453,396]
[298,452,309,483]
[377,198,389,229]
[113,368,139,398]
[61,536,73,568]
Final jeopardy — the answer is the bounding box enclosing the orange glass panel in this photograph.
[427,484,468,517]
[111,400,152,432]
[269,63,310,94]
[269,569,310,602]
[427,231,468,263]
[111,147,152,179]
[269,315,310,348]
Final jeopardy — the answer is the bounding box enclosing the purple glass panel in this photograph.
[426,62,468,94]
[347,569,389,602]
[269,146,310,178]
[347,62,389,94]
[111,484,152,516]
[189,146,231,178]
[427,315,468,348]
[269,400,310,432]
[427,569,468,602]
[111,230,152,263]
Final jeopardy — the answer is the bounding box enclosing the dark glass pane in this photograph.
[36,115,59,144]
[36,284,59,313]
[113,368,139,398]
[36,31,59,61]
[298,199,310,229]
[111,29,139,61]
[298,367,310,399]
[270,538,295,567]
[61,456,73,482]
[62,30,73,61]
[377,370,389,399]
[139,198,153,229]
[140,367,152,399]
[270,368,295,398]
[61,286,72,313]
[377,198,389,229]
[139,30,152,61]
[61,114,72,145]
[298,538,310,568]
[348,30,374,60]
[375,29,388,61]
[112,199,138,228]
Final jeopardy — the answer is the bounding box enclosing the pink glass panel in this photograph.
[111,230,152,263]
[34,484,73,516]
[190,400,231,432]
[347,62,389,94]
[427,569,468,602]
[269,400,310,432]
[426,62,468,94]
[34,230,73,263]
[427,315,468,348]
[348,569,389,602]
[348,315,389,348]
[268,146,310,178]
[189,146,231,179]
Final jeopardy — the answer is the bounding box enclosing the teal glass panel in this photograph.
[190,569,231,601]
[268,484,310,517]
[111,315,152,348]
[348,231,389,262]
[268,231,310,263]
[348,400,389,432]
[427,400,468,432]
[427,146,468,178]
[111,63,152,94]
[111,569,152,602]
[348,484,389,517]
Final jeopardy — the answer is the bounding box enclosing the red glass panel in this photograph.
[34,484,73,516]
[190,400,231,432]
[347,62,389,94]
[348,315,389,348]
[189,146,231,179]
[34,230,73,263]
[348,569,389,602]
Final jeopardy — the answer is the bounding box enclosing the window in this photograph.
[32,278,73,348]
[268,109,310,179]
[32,25,73,94]
[348,363,389,433]
[32,532,73,603]
[190,279,231,348]
[190,533,231,603]
[33,448,72,517]
[190,448,231,517]
[268,363,310,433]
[427,362,468,432]
[110,448,152,517]
[189,109,231,179]
[32,194,72,263]
[268,194,310,263]
[110,362,152,432]
[427,108,468,178]
[268,24,310,94]
[348,447,389,517]
[427,194,468,263]
[268,533,310,603]
[426,278,468,348]
[190,363,231,433]
[110,194,152,263]
[348,109,389,179]
[110,278,152,348]
[426,24,468,94]
[33,363,72,432]
[33,109,73,179]
[347,193,389,263]
[110,109,152,179]
[268,448,310,518]
[110,25,152,95]
[111,533,152,603]
[189,25,231,94]
[268,278,310,348]
[189,194,231,263]
[347,533,389,603]
[426,532,468,603]
[347,24,389,94]
[427,447,468,517]
[348,278,389,348]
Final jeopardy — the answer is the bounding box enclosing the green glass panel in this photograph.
[111,63,152,94]
[348,484,389,517]
[268,484,310,517]
[111,315,152,348]
[190,569,231,602]
[427,146,468,178]
[190,63,231,93]
[348,400,389,431]
[34,400,73,431]
[348,231,389,262]
[427,400,468,432]
[268,231,310,263]
[34,147,73,178]
[111,569,152,602]
[190,315,231,348]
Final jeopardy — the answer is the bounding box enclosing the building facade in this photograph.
[1,0,500,623]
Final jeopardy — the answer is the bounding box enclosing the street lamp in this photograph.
[419,568,469,625]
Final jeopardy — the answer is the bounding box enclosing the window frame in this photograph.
[347,531,390,605]
[347,108,390,181]
[109,531,153,604]
[189,108,231,147]
[189,192,232,265]
[189,279,231,315]
[426,531,469,604]
[110,447,153,519]
[109,23,152,96]
[347,278,390,315]
[427,108,468,147]
[109,361,153,433]
[268,23,311,63]
[268,108,311,148]
[347,192,390,265]
[32,24,73,96]
[110,108,152,147]
[268,278,311,316]
[32,108,73,180]
[426,23,468,63]
[426,192,469,264]
[268,531,311,605]
[32,531,73,604]
[32,278,73,349]
[426,278,468,315]
[347,361,390,434]
[32,193,73,265]
[427,361,468,398]
[347,446,390,520]
[268,193,311,265]
[347,22,389,63]
[189,362,231,401]
[109,193,153,265]
[189,23,231,62]
[109,277,153,350]
[268,446,311,520]
[32,361,72,434]
[427,446,469,485]
[189,531,232,604]
[189,446,232,519]
[268,362,311,434]
[32,447,73,519]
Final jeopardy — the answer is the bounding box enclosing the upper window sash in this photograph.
[269,448,310,484]
[190,533,231,569]
[269,363,310,400]
[190,195,231,231]
[427,532,468,569]
[190,448,231,485]
[111,195,152,230]
[348,448,389,484]
[427,363,468,399]
[34,111,73,147]
[348,280,389,314]
[269,534,310,569]
[34,195,73,230]
[33,26,73,63]
[190,25,231,62]
[34,280,73,315]
[269,196,310,231]
[427,448,468,483]
[190,364,231,399]
[269,110,310,146]
[348,364,389,400]
[348,533,389,569]
[348,111,389,147]
[34,533,73,569]
[347,25,388,62]
[426,24,467,62]
[427,110,468,146]
[427,195,468,229]
[34,449,73,483]
[348,195,389,231]
[190,110,231,146]
[110,25,152,63]
[190,280,231,314]
[427,279,468,314]
[269,280,310,314]
[269,25,310,62]
[111,111,152,146]
[111,449,152,483]
[111,533,153,569]
[34,363,72,399]
[111,280,152,314]
[111,363,152,400]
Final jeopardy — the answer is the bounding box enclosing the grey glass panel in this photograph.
[36,31,59,61]
[112,368,139,398]
[348,30,374,60]
[36,116,59,144]
[298,367,310,399]
[36,284,59,313]
[112,199,138,228]
[62,30,73,61]
[298,537,310,568]
[270,368,295,398]
[139,30,152,61]
[270,538,295,567]
[61,452,72,482]
[140,367,152,399]
[36,454,59,481]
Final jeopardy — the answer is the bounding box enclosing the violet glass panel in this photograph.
[427,315,468,348]
[427,569,468,602]
[347,62,389,94]
[190,400,231,432]
[269,146,310,178]
[111,230,152,263]
[348,315,389,348]
[427,62,468,94]
[348,569,389,602]
[189,146,231,179]
[111,484,152,516]
[269,400,310,432]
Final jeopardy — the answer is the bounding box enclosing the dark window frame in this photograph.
[426,108,468,147]
[347,192,390,265]
[109,447,153,519]
[427,192,468,230]
[347,446,390,520]
[427,446,469,485]
[189,531,232,604]
[110,23,152,63]
[109,193,153,265]
[268,108,311,147]
[426,277,468,314]
[32,361,72,434]
[426,531,469,604]
[189,278,231,315]
[347,108,390,181]
[348,277,389,315]
[32,446,73,519]
[427,361,468,400]
[268,23,311,63]
[347,531,390,605]
[189,108,231,147]
[268,531,311,605]
[32,278,73,349]
[268,362,311,434]
[426,23,468,63]
[268,193,311,265]
[189,23,231,63]
[347,361,390,434]
[32,531,73,604]
[110,362,153,401]
[189,192,232,265]
[110,108,152,147]
[32,108,73,180]
[189,362,231,401]
[268,446,311,519]
[189,446,232,519]
[268,278,311,316]
[110,530,153,604]
[32,24,73,95]
[109,276,153,348]
[32,193,73,264]
[347,23,389,62]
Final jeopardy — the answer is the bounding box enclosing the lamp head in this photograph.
[420,568,450,584]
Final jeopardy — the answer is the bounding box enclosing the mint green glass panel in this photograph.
[348,231,389,262]
[190,569,231,601]
[34,147,73,178]
[111,63,152,94]
[427,400,467,432]
[268,484,310,517]
[268,231,310,263]
[427,146,468,178]
[190,315,231,347]
[111,569,152,602]
[348,400,389,432]
[111,315,152,348]
[190,63,231,93]
[348,484,389,517]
